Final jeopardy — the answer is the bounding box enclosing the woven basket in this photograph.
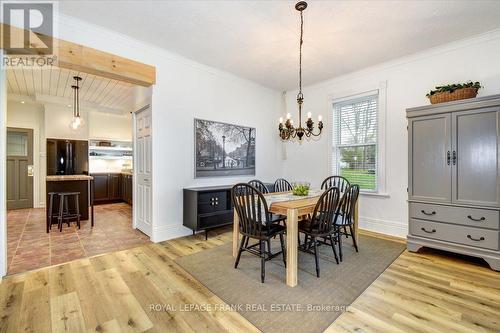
[429,87,478,104]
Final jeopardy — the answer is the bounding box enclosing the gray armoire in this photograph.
[407,94,500,271]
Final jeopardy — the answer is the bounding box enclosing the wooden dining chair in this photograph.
[232,183,286,283]
[321,176,351,238]
[334,184,360,262]
[298,186,341,277]
[321,176,350,192]
[248,179,287,231]
[274,178,293,192]
[248,179,269,193]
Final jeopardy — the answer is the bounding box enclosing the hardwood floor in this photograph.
[0,227,499,332]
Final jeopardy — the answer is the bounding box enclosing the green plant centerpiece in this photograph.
[426,81,481,97]
[292,182,310,196]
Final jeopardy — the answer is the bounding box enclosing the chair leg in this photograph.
[313,237,320,278]
[244,236,250,248]
[344,226,348,238]
[75,194,80,229]
[349,225,358,252]
[279,233,286,268]
[58,195,64,232]
[64,196,70,227]
[260,240,265,283]
[234,235,246,269]
[267,239,273,256]
[47,194,54,233]
[329,235,339,264]
[305,235,312,251]
[338,232,343,262]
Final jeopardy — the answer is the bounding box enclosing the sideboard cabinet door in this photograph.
[408,113,452,203]
[452,109,500,207]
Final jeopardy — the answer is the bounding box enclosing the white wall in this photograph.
[283,30,500,237]
[88,111,132,141]
[44,103,89,140]
[56,15,284,241]
[6,101,45,208]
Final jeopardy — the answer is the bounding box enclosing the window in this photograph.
[332,93,378,191]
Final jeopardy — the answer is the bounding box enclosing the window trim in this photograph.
[327,81,387,195]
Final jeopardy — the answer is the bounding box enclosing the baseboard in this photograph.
[359,216,407,238]
[359,228,406,244]
[152,224,192,243]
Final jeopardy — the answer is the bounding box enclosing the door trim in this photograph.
[6,127,34,210]
[132,104,152,237]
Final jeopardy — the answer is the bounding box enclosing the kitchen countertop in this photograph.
[46,175,94,182]
[89,171,133,176]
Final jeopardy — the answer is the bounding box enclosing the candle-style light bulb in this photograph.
[318,115,323,122]
[286,113,291,120]
[279,117,283,124]
[307,112,312,119]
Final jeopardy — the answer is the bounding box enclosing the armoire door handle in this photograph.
[452,151,457,165]
[446,151,451,165]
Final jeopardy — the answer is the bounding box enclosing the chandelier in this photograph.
[279,1,323,141]
[70,76,84,130]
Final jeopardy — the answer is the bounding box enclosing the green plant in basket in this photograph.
[292,183,310,196]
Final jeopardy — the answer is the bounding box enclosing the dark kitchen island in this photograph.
[46,175,94,228]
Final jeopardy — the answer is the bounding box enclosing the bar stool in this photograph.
[47,192,82,232]
[47,192,59,233]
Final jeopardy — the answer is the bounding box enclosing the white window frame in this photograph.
[327,81,388,196]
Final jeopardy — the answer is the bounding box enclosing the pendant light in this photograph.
[70,76,84,130]
[278,1,323,141]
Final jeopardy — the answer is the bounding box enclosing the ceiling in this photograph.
[59,0,500,90]
[7,67,135,113]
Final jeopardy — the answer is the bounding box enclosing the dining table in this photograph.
[232,190,359,287]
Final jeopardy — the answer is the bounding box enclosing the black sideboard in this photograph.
[183,183,274,239]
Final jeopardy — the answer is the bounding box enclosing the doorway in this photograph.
[134,105,153,237]
[6,128,33,210]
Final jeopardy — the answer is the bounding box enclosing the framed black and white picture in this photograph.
[194,119,255,178]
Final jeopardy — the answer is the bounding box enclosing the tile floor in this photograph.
[7,202,151,275]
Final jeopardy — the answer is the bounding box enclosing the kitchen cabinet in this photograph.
[109,174,122,200]
[91,173,132,205]
[122,174,133,205]
[93,174,110,203]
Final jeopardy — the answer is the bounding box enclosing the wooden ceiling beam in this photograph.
[1,24,156,87]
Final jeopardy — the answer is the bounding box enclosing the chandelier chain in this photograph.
[278,1,323,141]
[299,9,303,96]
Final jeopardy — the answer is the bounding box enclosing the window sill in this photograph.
[359,191,390,198]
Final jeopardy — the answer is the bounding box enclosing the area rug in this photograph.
[175,234,405,333]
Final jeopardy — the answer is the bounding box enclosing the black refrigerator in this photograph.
[47,139,89,175]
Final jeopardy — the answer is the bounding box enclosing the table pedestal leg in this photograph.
[286,208,298,287]
[232,210,240,257]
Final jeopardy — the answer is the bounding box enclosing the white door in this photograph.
[134,105,152,236]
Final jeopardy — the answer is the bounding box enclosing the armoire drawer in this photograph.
[410,219,499,250]
[410,203,499,230]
